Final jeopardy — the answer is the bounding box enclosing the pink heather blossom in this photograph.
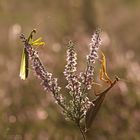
[80,29,102,90]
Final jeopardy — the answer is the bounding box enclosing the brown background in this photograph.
[0,0,140,139]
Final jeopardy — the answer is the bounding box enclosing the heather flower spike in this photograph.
[64,40,77,81]
[20,30,65,110]
[19,29,119,140]
[80,28,101,91]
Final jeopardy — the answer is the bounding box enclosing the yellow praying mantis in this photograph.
[19,29,45,80]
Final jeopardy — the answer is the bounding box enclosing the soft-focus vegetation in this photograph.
[0,0,140,140]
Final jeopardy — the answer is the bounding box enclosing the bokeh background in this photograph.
[0,0,140,140]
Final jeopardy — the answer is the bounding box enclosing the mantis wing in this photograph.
[19,48,29,80]
[85,93,106,132]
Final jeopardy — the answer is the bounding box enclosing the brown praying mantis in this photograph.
[85,51,119,132]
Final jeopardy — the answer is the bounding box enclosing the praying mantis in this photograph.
[85,51,119,132]
[99,51,112,84]
[19,29,45,80]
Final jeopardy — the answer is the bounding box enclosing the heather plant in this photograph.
[19,29,119,140]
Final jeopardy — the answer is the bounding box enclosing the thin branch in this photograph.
[77,122,86,140]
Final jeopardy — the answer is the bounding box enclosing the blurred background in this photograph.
[0,0,140,139]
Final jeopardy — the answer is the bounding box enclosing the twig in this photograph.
[77,122,86,140]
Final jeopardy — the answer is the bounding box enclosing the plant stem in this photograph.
[77,122,86,140]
